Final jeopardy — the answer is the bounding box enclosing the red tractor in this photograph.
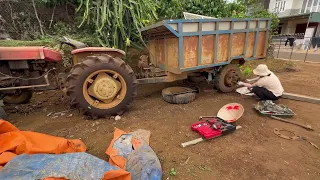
[0,37,137,117]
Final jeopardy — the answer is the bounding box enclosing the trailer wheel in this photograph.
[162,87,196,104]
[66,55,137,117]
[3,91,33,104]
[0,106,8,120]
[214,64,240,93]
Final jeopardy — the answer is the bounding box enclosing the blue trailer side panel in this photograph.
[141,18,271,73]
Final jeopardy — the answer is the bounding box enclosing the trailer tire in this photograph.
[0,106,8,120]
[3,91,33,104]
[214,64,240,93]
[66,55,137,117]
[162,87,196,104]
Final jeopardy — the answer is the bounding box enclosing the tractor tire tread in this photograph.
[3,91,33,104]
[66,55,137,117]
[162,87,196,104]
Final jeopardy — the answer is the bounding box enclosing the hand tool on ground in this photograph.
[270,115,313,131]
[273,128,319,150]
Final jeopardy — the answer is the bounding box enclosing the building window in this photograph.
[281,1,286,11]
[301,0,320,13]
[274,0,286,13]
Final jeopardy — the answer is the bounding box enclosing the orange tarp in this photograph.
[105,128,147,169]
[0,120,86,170]
[0,120,130,180]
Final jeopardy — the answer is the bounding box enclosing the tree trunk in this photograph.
[31,0,44,36]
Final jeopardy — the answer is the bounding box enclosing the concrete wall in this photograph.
[281,18,309,34]
[269,0,305,17]
[292,0,304,9]
[269,0,276,12]
[269,0,294,12]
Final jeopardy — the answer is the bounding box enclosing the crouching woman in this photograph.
[239,64,284,101]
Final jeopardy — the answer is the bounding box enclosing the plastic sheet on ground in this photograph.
[0,120,86,170]
[0,152,130,180]
[106,128,162,180]
[236,87,254,96]
[256,100,295,115]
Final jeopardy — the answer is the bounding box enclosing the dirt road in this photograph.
[4,61,320,180]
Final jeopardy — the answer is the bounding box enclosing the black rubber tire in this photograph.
[66,55,137,117]
[0,106,8,120]
[3,91,33,104]
[214,64,241,93]
[162,87,196,104]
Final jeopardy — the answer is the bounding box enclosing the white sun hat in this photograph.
[253,64,271,76]
[217,103,244,123]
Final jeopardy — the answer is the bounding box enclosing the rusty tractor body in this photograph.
[0,18,271,117]
[0,37,136,117]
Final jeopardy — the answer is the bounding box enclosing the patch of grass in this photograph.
[169,168,177,176]
[198,165,212,172]
[240,66,253,77]
[0,35,100,48]
[242,59,298,78]
[0,38,57,47]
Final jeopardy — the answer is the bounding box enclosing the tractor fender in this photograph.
[71,47,125,64]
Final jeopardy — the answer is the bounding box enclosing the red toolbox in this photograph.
[191,117,236,139]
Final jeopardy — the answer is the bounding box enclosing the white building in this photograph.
[269,0,320,17]
[268,0,320,36]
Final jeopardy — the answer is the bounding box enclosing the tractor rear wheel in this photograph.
[214,64,241,93]
[3,91,33,104]
[66,55,137,117]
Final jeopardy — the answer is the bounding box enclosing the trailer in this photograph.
[139,18,271,92]
[0,18,272,117]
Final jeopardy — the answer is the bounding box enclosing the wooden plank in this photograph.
[158,39,165,64]
[149,40,156,65]
[282,92,320,104]
[167,38,179,68]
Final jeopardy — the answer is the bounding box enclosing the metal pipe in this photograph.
[289,43,294,60]
[277,39,281,58]
[304,13,312,62]
[311,0,315,12]
[0,74,50,91]
[305,0,310,13]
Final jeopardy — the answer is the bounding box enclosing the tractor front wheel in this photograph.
[3,91,33,104]
[66,55,137,117]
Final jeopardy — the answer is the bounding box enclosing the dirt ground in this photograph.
[4,60,320,180]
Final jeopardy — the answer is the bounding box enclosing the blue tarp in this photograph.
[113,133,162,180]
[0,152,119,180]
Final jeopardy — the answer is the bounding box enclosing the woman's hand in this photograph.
[237,81,253,88]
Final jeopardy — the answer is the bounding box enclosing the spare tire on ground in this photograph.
[162,87,197,104]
